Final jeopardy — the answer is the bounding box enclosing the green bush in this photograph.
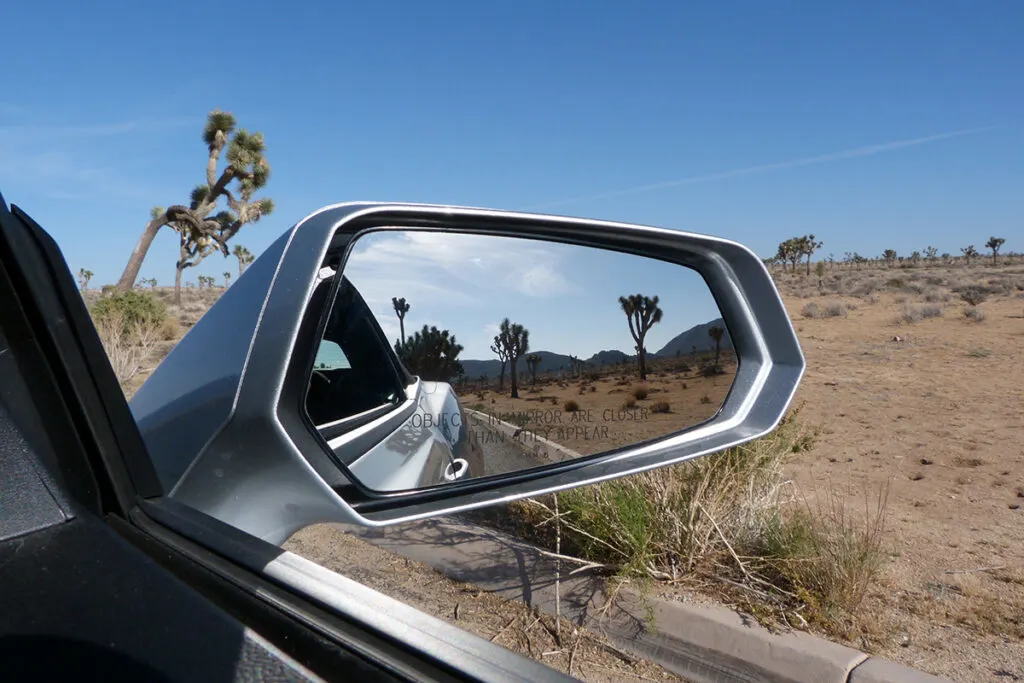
[90,290,167,334]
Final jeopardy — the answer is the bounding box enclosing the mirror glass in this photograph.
[304,229,737,492]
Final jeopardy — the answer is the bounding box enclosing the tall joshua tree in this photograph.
[708,325,724,364]
[116,109,274,291]
[986,237,1005,265]
[618,294,662,381]
[233,244,254,276]
[392,297,410,348]
[526,353,541,385]
[495,318,530,399]
[490,337,510,392]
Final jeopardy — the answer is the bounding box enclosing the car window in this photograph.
[305,276,405,427]
[312,340,350,370]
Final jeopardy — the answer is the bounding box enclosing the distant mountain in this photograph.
[458,318,728,380]
[652,318,732,357]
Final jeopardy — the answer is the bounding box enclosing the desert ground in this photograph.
[463,352,738,458]
[103,259,1024,682]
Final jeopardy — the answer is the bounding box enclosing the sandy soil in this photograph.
[771,267,1024,682]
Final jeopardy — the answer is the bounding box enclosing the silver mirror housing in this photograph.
[131,203,804,545]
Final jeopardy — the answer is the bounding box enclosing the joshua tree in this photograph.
[392,297,410,348]
[799,234,823,275]
[223,271,231,287]
[116,109,274,291]
[986,237,1005,265]
[708,325,725,364]
[233,244,255,276]
[494,318,530,398]
[910,250,922,265]
[526,353,542,385]
[882,249,898,267]
[77,268,93,291]
[174,228,218,304]
[961,245,978,265]
[618,294,663,381]
[776,239,801,273]
[394,325,464,382]
[490,337,510,392]
[924,246,938,262]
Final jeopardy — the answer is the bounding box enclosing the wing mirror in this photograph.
[130,204,804,545]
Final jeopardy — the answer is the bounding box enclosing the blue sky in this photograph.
[343,230,719,359]
[1,2,1021,306]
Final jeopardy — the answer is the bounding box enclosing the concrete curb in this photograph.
[346,409,952,682]
[339,517,950,683]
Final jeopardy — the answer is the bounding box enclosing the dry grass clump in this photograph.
[93,310,162,394]
[801,301,848,319]
[962,306,986,323]
[505,409,890,634]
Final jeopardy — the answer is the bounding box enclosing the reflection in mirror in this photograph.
[306,229,737,493]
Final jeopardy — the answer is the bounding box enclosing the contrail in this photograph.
[526,126,992,210]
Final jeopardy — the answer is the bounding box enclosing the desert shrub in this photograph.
[650,401,671,414]
[962,306,986,323]
[800,302,821,318]
[966,347,991,358]
[622,397,637,409]
[958,286,988,306]
[504,410,888,632]
[923,290,951,303]
[700,363,726,377]
[632,386,649,400]
[563,399,580,412]
[700,394,712,404]
[885,277,905,289]
[894,304,941,325]
[924,275,946,286]
[589,385,596,393]
[90,290,167,336]
[681,382,688,390]
[586,371,601,382]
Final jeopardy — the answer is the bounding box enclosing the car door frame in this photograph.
[0,193,578,683]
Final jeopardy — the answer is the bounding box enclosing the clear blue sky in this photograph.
[343,230,719,360]
[1,1,1020,295]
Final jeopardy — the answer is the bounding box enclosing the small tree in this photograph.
[116,109,274,291]
[223,271,231,287]
[392,297,410,348]
[961,245,978,265]
[233,244,254,276]
[799,234,823,275]
[526,353,541,385]
[618,294,663,381]
[495,318,530,399]
[394,325,464,382]
[986,237,1005,265]
[708,325,725,364]
[77,268,93,291]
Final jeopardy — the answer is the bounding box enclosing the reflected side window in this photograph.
[305,276,406,428]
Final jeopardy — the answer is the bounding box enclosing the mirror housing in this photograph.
[131,203,804,545]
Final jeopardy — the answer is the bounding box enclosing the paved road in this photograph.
[465,414,551,479]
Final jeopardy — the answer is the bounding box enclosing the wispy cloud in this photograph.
[0,116,198,201]
[527,127,993,209]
